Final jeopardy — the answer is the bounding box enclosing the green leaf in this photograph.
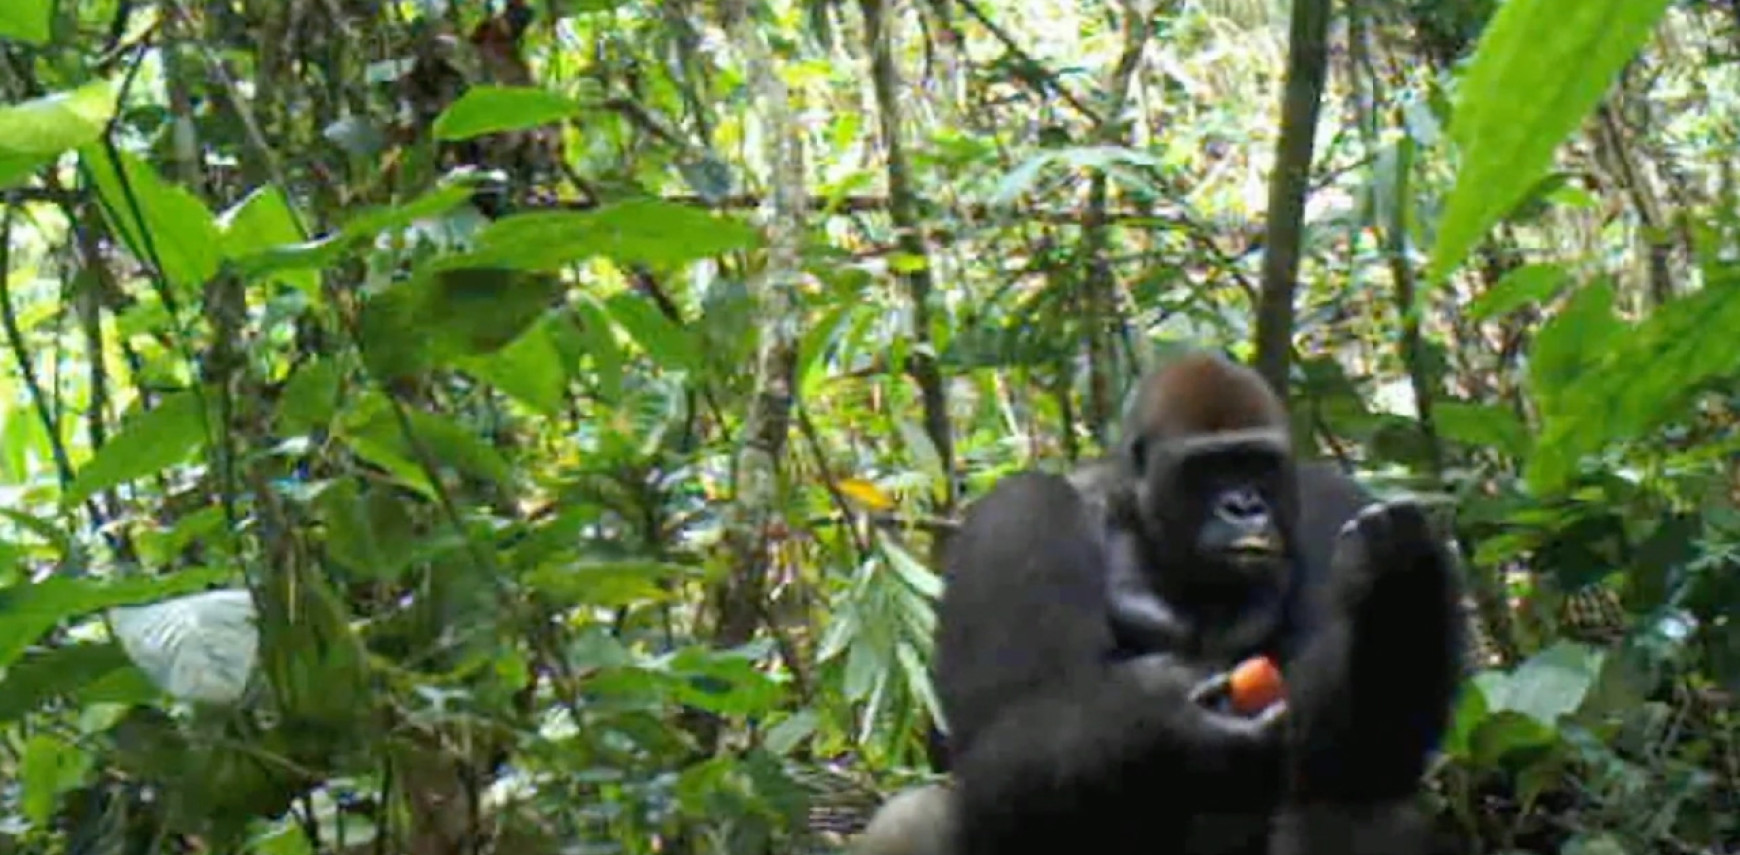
[340,396,515,494]
[1530,275,1740,493]
[229,172,489,279]
[0,643,157,724]
[1468,263,1571,321]
[66,388,208,507]
[0,81,117,189]
[1560,834,1629,855]
[525,560,697,608]
[468,199,760,269]
[431,85,582,141]
[0,568,230,670]
[604,292,701,373]
[1433,401,1531,459]
[459,315,569,417]
[1483,641,1604,726]
[218,185,317,300]
[1526,280,1621,418]
[81,144,222,293]
[275,359,342,434]
[0,0,52,44]
[1428,0,1671,282]
[572,296,624,400]
[315,477,418,582]
[21,733,91,824]
[420,266,563,356]
[357,267,562,382]
[660,645,786,716]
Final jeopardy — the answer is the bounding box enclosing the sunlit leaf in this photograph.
[1483,641,1604,726]
[0,0,52,45]
[837,477,895,511]
[432,85,581,141]
[0,80,116,188]
[65,388,208,507]
[1429,0,1671,282]
[21,733,90,824]
[604,291,701,373]
[219,185,316,300]
[1468,263,1571,321]
[459,316,570,417]
[81,144,222,293]
[230,173,490,279]
[110,588,259,705]
[468,199,759,269]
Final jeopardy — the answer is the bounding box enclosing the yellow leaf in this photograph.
[837,477,894,511]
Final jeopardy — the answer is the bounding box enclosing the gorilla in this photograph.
[851,351,1464,855]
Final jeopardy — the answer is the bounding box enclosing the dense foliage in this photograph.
[0,0,1736,853]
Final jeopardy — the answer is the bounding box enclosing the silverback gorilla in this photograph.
[851,352,1465,855]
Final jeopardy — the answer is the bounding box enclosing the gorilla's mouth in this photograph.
[1221,535,1282,564]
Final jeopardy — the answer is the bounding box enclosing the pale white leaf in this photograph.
[109,588,259,705]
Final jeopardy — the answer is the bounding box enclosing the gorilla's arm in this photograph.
[1283,490,1465,802]
[935,472,1283,852]
[1269,463,1465,855]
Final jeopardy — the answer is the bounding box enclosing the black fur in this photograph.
[932,461,1463,855]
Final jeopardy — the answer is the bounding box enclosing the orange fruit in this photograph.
[1228,656,1285,714]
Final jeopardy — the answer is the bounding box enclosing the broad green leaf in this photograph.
[1442,677,1490,761]
[357,267,562,381]
[340,396,515,493]
[65,388,208,507]
[1525,280,1621,418]
[524,560,697,608]
[1483,641,1604,726]
[1432,402,1531,459]
[1468,709,1560,769]
[420,266,563,356]
[604,291,701,372]
[468,199,759,269]
[0,0,52,45]
[432,85,582,141]
[1429,0,1671,282]
[109,588,259,705]
[0,643,157,724]
[21,733,90,824]
[1468,263,1571,321]
[660,645,785,716]
[1529,276,1740,493]
[275,358,342,434]
[765,710,820,756]
[315,477,418,582]
[459,316,569,417]
[0,81,118,189]
[356,285,436,382]
[229,172,489,278]
[0,567,230,670]
[572,296,624,399]
[81,144,221,293]
[218,185,317,300]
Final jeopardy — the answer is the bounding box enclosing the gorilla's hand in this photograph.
[1124,653,1287,742]
[1288,496,1463,803]
[1331,498,1444,603]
